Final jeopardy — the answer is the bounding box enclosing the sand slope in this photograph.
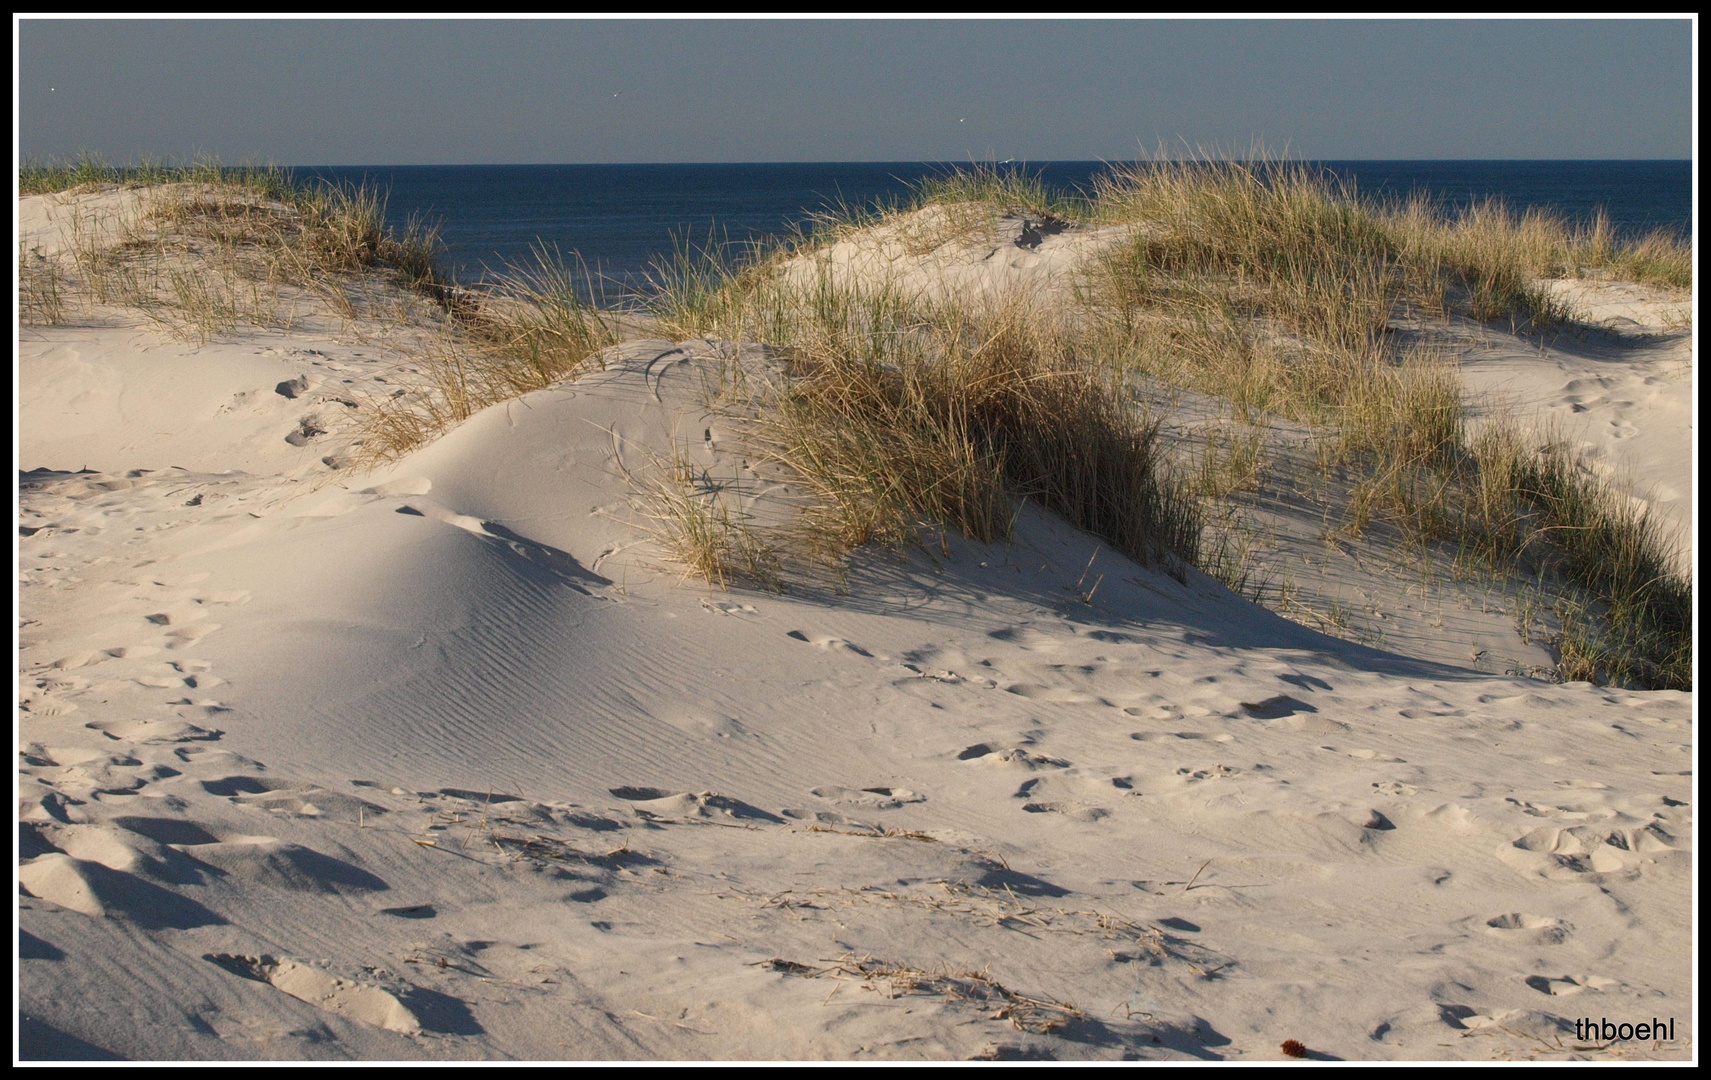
[16,197,1695,1062]
[1462,279,1693,572]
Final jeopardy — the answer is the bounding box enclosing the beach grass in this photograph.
[19,155,456,339]
[19,153,295,199]
[1075,156,1689,688]
[646,245,1200,578]
[630,444,788,592]
[634,155,1688,687]
[357,248,617,462]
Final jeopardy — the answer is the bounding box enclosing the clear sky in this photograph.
[15,17,1695,165]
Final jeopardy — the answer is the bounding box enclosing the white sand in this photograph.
[1461,278,1694,573]
[16,194,1694,1061]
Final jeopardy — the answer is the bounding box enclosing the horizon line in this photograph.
[20,156,1695,168]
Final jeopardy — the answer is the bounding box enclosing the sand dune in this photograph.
[16,190,1693,1061]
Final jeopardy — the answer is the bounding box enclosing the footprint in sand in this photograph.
[1264,713,1351,734]
[163,623,221,649]
[1484,913,1572,945]
[47,651,104,671]
[1373,781,1419,797]
[956,743,1071,770]
[985,625,1063,652]
[898,661,961,682]
[1239,694,1316,719]
[201,776,388,822]
[1494,823,1672,878]
[182,837,390,895]
[20,696,78,717]
[1019,799,1110,822]
[26,749,175,797]
[87,718,223,744]
[204,954,424,1034]
[1131,731,1234,743]
[1003,683,1103,705]
[173,747,262,771]
[702,598,758,617]
[608,786,783,823]
[380,903,438,919]
[1174,764,1240,783]
[144,606,207,627]
[810,784,926,810]
[1522,974,1599,997]
[110,816,223,846]
[1080,629,1138,644]
[104,646,160,659]
[781,807,880,829]
[1319,746,1405,763]
[1124,704,1182,721]
[785,630,872,656]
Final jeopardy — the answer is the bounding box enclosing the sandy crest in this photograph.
[16,197,1695,1062]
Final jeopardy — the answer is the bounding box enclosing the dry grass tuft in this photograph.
[22,158,616,468]
[645,251,1200,576]
[630,156,1688,685]
[18,240,69,325]
[1064,155,1691,689]
[629,444,785,592]
[20,160,456,343]
[355,247,616,462]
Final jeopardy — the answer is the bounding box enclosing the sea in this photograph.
[297,161,1693,297]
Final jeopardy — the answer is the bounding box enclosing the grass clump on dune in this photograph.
[631,157,1687,685]
[360,247,617,462]
[646,245,1200,582]
[1459,429,1691,689]
[762,301,1199,571]
[21,156,616,465]
[822,155,1687,687]
[19,155,455,338]
[1073,155,1689,689]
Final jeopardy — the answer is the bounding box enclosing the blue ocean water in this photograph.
[299,161,1692,294]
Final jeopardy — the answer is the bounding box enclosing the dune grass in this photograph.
[21,155,616,466]
[630,444,787,592]
[1069,156,1689,689]
[18,241,69,325]
[641,155,1688,686]
[644,243,1200,584]
[19,155,457,341]
[19,153,294,199]
[357,247,617,462]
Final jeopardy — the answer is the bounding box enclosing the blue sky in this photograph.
[16,18,1694,164]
